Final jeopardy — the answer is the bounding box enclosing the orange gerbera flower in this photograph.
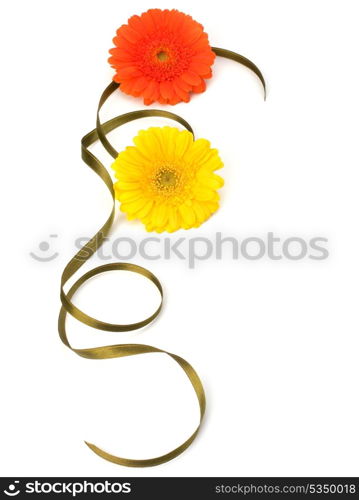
[108,9,216,105]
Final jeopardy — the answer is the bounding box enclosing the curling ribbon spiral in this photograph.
[58,48,265,467]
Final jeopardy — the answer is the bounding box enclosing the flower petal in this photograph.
[181,71,202,86]
[160,80,175,101]
[179,204,197,227]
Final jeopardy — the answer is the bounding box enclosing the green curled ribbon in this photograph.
[58,47,265,467]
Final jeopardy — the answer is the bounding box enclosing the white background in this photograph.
[1,0,359,477]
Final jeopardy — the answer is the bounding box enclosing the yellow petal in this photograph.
[120,198,147,215]
[159,127,180,160]
[193,186,216,201]
[133,129,161,160]
[192,201,208,222]
[136,200,154,218]
[152,202,169,228]
[197,172,224,189]
[116,189,144,202]
[175,130,194,158]
[178,204,197,227]
[183,138,211,165]
[167,207,180,232]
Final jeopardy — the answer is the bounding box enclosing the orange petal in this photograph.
[174,76,192,92]
[108,59,136,70]
[169,94,181,105]
[144,98,154,105]
[189,62,212,76]
[191,53,216,64]
[112,34,135,49]
[148,8,165,28]
[158,96,167,105]
[119,79,137,94]
[127,14,145,34]
[192,79,206,94]
[167,10,187,31]
[160,80,175,101]
[109,48,134,62]
[173,80,190,102]
[182,26,204,45]
[190,38,211,52]
[143,79,159,100]
[140,10,157,31]
[132,76,150,93]
[181,71,202,86]
[201,70,213,79]
[117,66,143,79]
[117,25,141,44]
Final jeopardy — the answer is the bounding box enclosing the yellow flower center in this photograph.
[154,168,179,192]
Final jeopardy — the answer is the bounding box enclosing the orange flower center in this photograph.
[156,50,169,62]
[135,30,192,82]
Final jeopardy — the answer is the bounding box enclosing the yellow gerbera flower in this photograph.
[111,126,224,232]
